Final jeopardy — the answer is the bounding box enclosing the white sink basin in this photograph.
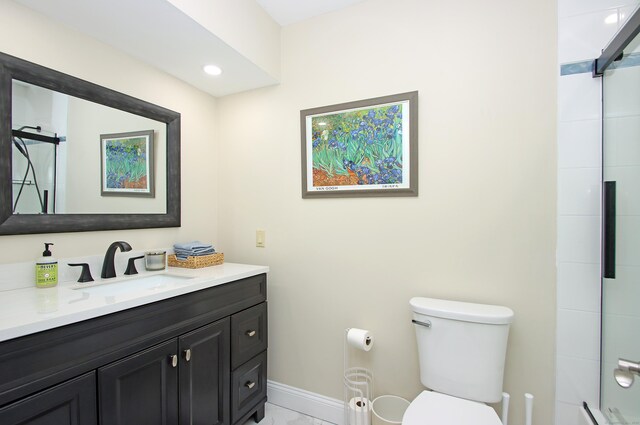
[73,274,194,296]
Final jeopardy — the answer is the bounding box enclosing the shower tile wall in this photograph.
[556,1,639,424]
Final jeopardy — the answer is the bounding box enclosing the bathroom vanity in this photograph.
[0,264,268,425]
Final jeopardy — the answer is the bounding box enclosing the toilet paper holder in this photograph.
[344,328,374,425]
[344,368,373,425]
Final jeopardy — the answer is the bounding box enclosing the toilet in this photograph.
[403,297,514,425]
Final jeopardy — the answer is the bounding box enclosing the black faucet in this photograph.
[101,241,132,279]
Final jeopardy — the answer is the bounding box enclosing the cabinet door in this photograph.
[0,372,96,425]
[98,339,179,425]
[179,318,230,425]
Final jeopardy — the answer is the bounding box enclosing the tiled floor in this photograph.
[244,403,336,425]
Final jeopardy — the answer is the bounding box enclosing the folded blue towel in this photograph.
[174,247,215,254]
[174,241,213,251]
[173,241,216,260]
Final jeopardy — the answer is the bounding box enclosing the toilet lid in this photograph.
[402,391,503,425]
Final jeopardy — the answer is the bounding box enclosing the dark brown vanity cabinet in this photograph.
[230,303,268,423]
[99,340,180,425]
[99,319,230,425]
[179,319,231,425]
[0,372,97,425]
[0,273,267,425]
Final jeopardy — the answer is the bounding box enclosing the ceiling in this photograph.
[255,0,367,26]
[12,0,366,97]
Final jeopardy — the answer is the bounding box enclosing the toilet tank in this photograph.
[410,297,514,403]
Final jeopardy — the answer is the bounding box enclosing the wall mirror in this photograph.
[0,52,181,235]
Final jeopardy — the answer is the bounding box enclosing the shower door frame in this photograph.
[593,8,640,77]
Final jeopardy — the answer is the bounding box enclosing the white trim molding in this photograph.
[267,380,344,425]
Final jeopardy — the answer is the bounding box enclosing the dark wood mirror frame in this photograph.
[0,52,181,235]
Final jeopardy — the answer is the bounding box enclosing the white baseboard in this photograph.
[267,380,344,425]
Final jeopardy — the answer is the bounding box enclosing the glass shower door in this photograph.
[601,31,640,424]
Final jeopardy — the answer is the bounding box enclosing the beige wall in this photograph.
[217,0,557,424]
[0,0,218,261]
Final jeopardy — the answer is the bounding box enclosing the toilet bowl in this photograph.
[406,297,513,425]
[402,391,502,425]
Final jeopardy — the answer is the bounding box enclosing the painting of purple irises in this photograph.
[301,91,418,198]
[101,130,154,197]
[311,103,405,187]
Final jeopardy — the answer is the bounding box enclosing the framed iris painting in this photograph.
[301,91,418,198]
[100,130,154,197]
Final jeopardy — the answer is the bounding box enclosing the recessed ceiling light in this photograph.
[203,64,222,76]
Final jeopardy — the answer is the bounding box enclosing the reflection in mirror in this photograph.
[11,123,57,215]
[11,81,167,215]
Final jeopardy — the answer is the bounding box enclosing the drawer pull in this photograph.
[245,381,256,389]
[170,355,178,368]
[246,330,256,337]
[183,349,192,362]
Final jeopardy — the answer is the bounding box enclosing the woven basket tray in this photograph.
[168,253,224,269]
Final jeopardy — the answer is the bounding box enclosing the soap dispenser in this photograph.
[36,243,58,288]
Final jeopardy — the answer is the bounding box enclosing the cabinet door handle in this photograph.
[170,355,178,368]
[245,381,256,389]
[183,349,191,362]
[246,330,256,337]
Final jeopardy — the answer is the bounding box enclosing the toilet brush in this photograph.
[500,392,510,425]
[524,393,534,425]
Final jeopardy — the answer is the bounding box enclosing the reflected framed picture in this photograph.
[100,130,154,197]
[300,91,418,198]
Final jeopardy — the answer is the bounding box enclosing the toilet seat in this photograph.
[402,391,503,425]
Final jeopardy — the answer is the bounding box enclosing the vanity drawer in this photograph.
[231,303,267,369]
[231,351,267,423]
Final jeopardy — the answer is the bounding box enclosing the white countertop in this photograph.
[0,263,269,343]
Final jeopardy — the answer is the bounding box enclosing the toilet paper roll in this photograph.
[348,397,371,425]
[347,328,374,351]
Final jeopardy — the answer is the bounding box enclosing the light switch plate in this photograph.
[256,230,265,248]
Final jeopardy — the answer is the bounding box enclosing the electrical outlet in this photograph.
[256,230,265,248]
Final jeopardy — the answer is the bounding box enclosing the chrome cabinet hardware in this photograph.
[170,355,178,368]
[246,330,256,337]
[183,349,192,362]
[411,319,431,328]
[245,381,256,389]
[614,358,640,388]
